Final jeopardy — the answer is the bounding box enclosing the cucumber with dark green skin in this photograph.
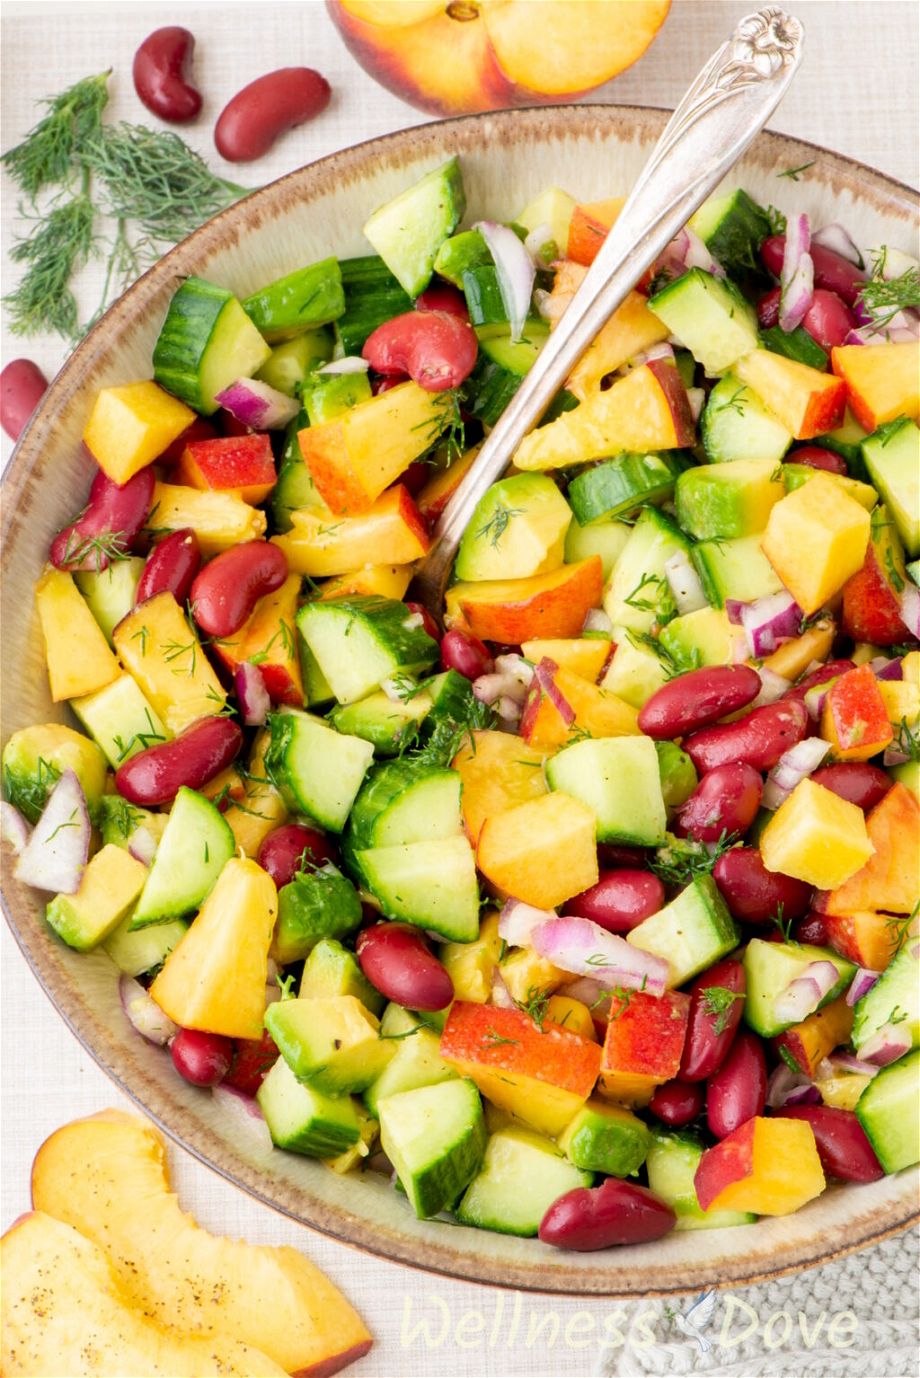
[691,189,773,284]
[152,276,270,414]
[265,710,374,832]
[423,668,479,723]
[759,325,828,371]
[464,328,548,427]
[462,265,508,328]
[346,759,462,855]
[433,229,490,287]
[272,410,320,532]
[568,451,692,525]
[297,596,439,707]
[330,689,430,756]
[379,1077,487,1219]
[257,1057,361,1157]
[301,369,372,426]
[362,156,466,299]
[242,258,345,342]
[273,867,363,965]
[335,255,412,355]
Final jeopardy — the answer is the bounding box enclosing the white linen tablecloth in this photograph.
[2,4,918,1376]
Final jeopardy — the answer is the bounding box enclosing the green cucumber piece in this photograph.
[564,516,631,580]
[759,325,828,372]
[462,264,507,328]
[296,596,438,706]
[701,373,792,465]
[348,761,463,855]
[675,458,784,540]
[568,451,691,525]
[103,914,188,978]
[464,325,548,427]
[433,229,490,287]
[816,411,868,476]
[378,1077,486,1219]
[654,740,697,809]
[363,157,466,298]
[300,641,335,710]
[242,258,344,343]
[272,410,323,532]
[152,276,271,414]
[257,1056,361,1157]
[363,1005,458,1118]
[646,1132,756,1230]
[97,795,167,853]
[456,1128,591,1236]
[300,937,384,1014]
[335,255,412,356]
[852,945,919,1056]
[689,189,772,285]
[265,710,373,832]
[273,867,363,964]
[75,559,145,647]
[855,1049,920,1173]
[692,533,785,607]
[255,329,333,395]
[628,874,739,987]
[266,994,393,1094]
[356,836,479,942]
[649,268,758,376]
[301,369,373,426]
[546,735,667,846]
[331,688,431,756]
[601,632,668,709]
[602,506,690,634]
[70,676,168,769]
[862,417,920,556]
[130,787,234,928]
[742,939,855,1037]
[558,1101,651,1177]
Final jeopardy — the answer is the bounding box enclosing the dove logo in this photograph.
[674,1290,718,1354]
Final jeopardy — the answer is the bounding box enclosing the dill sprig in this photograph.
[857,249,920,330]
[5,187,96,337]
[1,71,110,198]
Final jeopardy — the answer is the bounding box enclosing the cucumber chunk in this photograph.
[862,417,920,556]
[363,157,466,298]
[70,675,168,769]
[75,558,145,646]
[692,533,785,607]
[301,369,373,426]
[628,874,739,987]
[130,787,234,928]
[153,276,271,414]
[297,596,439,706]
[364,1006,458,1118]
[852,945,919,1056]
[564,516,631,580]
[675,458,785,540]
[649,268,758,376]
[759,325,828,372]
[457,1127,591,1236]
[378,1077,486,1219]
[701,374,792,465]
[689,189,772,284]
[546,736,667,846]
[646,1132,757,1230]
[462,264,508,328]
[742,939,855,1037]
[331,688,432,756]
[855,1049,920,1173]
[335,255,412,356]
[568,451,691,525]
[273,867,363,964]
[433,229,490,287]
[265,710,373,832]
[347,761,463,855]
[103,914,188,977]
[464,325,548,427]
[266,994,393,1094]
[300,937,384,1014]
[242,258,344,343]
[558,1100,651,1176]
[257,1056,361,1157]
[357,836,480,942]
[602,506,690,634]
[655,740,698,809]
[272,410,323,531]
[255,329,333,396]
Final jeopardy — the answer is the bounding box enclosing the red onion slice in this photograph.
[524,222,555,264]
[499,898,556,948]
[803,679,836,720]
[812,224,864,269]
[475,220,535,343]
[898,583,920,638]
[686,386,706,422]
[738,590,803,657]
[235,663,270,726]
[127,825,158,867]
[215,378,299,430]
[684,228,726,277]
[846,966,881,1006]
[752,666,793,707]
[784,1082,822,1106]
[773,959,840,1024]
[762,737,832,810]
[0,801,30,855]
[491,970,516,1009]
[532,916,669,996]
[317,356,370,375]
[779,213,815,331]
[119,974,178,1046]
[664,550,708,615]
[821,1051,879,1079]
[212,1083,273,1155]
[766,1062,815,1109]
[858,1023,913,1066]
[559,976,608,1018]
[15,769,90,894]
[533,657,576,725]
[583,608,615,637]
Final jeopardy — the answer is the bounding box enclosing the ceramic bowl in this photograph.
[2,104,917,1296]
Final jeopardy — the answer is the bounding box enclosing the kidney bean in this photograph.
[1,358,48,440]
[680,958,746,1082]
[538,1178,676,1251]
[404,600,441,642]
[757,287,781,329]
[789,444,848,475]
[257,823,338,889]
[810,762,892,811]
[133,26,202,123]
[712,847,812,924]
[802,289,855,350]
[684,699,809,774]
[676,763,763,844]
[597,843,648,869]
[50,466,156,572]
[356,923,453,1011]
[706,1030,767,1139]
[562,870,664,934]
[784,659,856,703]
[440,628,493,680]
[157,415,218,465]
[398,460,430,495]
[638,665,762,740]
[761,236,865,305]
[136,528,201,606]
[793,911,830,946]
[415,283,470,320]
[222,1030,279,1097]
[648,1079,704,1128]
[116,717,243,807]
[190,541,288,638]
[215,67,331,162]
[171,1028,233,1087]
[363,310,478,392]
[774,1105,884,1182]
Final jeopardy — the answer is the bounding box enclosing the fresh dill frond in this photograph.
[5,188,96,339]
[857,257,920,330]
[700,985,745,1035]
[1,70,110,198]
[650,830,734,886]
[476,502,524,549]
[777,161,815,182]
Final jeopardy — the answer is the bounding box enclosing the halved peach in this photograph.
[477,789,598,909]
[444,556,603,641]
[735,350,846,439]
[273,484,429,576]
[452,729,547,843]
[831,341,920,432]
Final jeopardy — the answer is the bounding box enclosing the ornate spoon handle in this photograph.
[413,7,805,613]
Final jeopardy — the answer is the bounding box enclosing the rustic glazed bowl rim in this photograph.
[2,103,918,1297]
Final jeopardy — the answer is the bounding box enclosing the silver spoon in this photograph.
[411,6,804,618]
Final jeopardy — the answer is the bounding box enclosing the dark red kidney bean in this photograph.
[371,375,408,396]
[440,628,493,680]
[538,1178,676,1251]
[404,600,440,642]
[362,310,478,392]
[784,658,856,702]
[597,843,648,869]
[257,823,339,889]
[789,444,848,475]
[115,717,243,806]
[133,26,202,123]
[157,415,218,465]
[712,846,812,924]
[399,460,430,496]
[793,911,830,946]
[684,699,809,774]
[757,286,780,329]
[215,67,331,162]
[136,528,201,606]
[416,283,470,320]
[761,236,865,305]
[706,1030,767,1139]
[638,665,762,740]
[676,763,763,843]
[171,1028,233,1087]
[189,541,288,638]
[810,762,892,811]
[774,1105,884,1182]
[1,357,48,440]
[802,289,855,350]
[356,923,453,1011]
[648,1079,705,1127]
[222,1030,278,1097]
[562,869,665,934]
[680,958,746,1082]
[50,466,156,572]
[216,407,255,437]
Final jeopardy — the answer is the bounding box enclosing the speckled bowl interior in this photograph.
[2,105,918,1295]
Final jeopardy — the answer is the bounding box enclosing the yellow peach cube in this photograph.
[499,946,568,1004]
[761,473,870,615]
[761,777,874,890]
[35,566,120,701]
[83,382,195,484]
[544,995,597,1041]
[476,791,598,910]
[878,679,919,729]
[152,483,266,557]
[695,1117,825,1215]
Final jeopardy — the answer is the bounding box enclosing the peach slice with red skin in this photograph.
[445,555,603,642]
[694,1116,825,1216]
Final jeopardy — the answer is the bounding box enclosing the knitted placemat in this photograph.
[598,1229,919,1377]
